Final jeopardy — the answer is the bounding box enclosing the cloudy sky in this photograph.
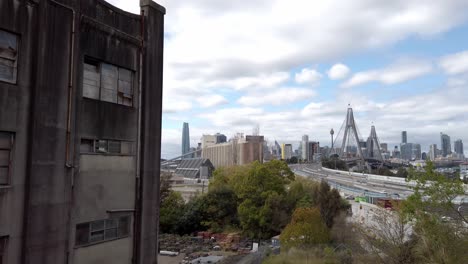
[106,0,468,158]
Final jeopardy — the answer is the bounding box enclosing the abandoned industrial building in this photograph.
[0,0,165,263]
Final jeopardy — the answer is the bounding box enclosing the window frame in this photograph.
[0,28,19,85]
[0,236,8,264]
[75,216,131,247]
[82,57,134,107]
[0,132,14,186]
[79,138,134,156]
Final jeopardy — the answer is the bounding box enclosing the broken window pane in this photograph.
[83,63,100,99]
[0,30,17,83]
[96,140,108,153]
[90,230,104,243]
[100,63,118,103]
[80,139,94,153]
[75,223,90,246]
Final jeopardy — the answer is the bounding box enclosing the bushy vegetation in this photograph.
[159,160,348,240]
[265,161,468,264]
[321,156,348,171]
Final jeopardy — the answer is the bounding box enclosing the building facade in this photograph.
[301,135,309,161]
[182,122,190,156]
[201,135,264,168]
[400,143,413,160]
[281,143,293,160]
[201,134,217,148]
[429,144,437,160]
[440,132,451,157]
[454,139,464,156]
[0,0,165,263]
[401,131,407,144]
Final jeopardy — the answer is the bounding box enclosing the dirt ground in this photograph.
[158,253,186,264]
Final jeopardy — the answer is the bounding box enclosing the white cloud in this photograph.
[107,0,468,103]
[294,68,322,84]
[342,60,433,88]
[439,50,468,75]
[209,72,290,91]
[327,63,350,80]
[163,99,192,113]
[196,94,229,108]
[237,87,316,106]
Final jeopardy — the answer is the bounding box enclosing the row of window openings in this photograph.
[1,29,135,108]
[0,132,13,185]
[0,236,7,264]
[80,139,134,155]
[0,29,18,84]
[75,216,130,246]
[83,59,134,107]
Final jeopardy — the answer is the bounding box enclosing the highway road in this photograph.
[290,163,414,199]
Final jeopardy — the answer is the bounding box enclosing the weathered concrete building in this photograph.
[201,135,264,168]
[0,0,165,263]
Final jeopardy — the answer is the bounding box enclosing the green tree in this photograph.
[176,195,207,235]
[280,207,330,250]
[317,180,348,228]
[159,191,185,234]
[402,161,468,263]
[201,186,238,232]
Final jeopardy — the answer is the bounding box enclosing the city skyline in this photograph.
[106,0,468,159]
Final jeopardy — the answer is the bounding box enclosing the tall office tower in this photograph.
[401,131,407,144]
[0,1,165,263]
[274,140,282,159]
[412,144,422,160]
[429,144,437,160]
[301,135,309,161]
[454,139,464,155]
[182,122,190,155]
[400,143,414,160]
[440,132,452,157]
[281,143,293,160]
[307,141,320,162]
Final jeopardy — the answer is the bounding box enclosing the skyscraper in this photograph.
[182,122,190,156]
[454,139,464,155]
[401,131,407,144]
[413,144,421,160]
[400,143,413,160]
[429,144,437,160]
[301,135,309,161]
[440,132,451,157]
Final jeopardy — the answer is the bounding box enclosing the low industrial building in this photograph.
[202,135,264,168]
[174,158,215,179]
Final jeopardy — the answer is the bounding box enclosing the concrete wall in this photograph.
[74,236,133,264]
[0,0,165,263]
[0,1,37,263]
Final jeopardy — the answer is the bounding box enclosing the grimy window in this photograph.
[0,236,7,264]
[75,216,130,246]
[0,30,18,84]
[83,58,134,106]
[80,138,133,155]
[0,132,13,185]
